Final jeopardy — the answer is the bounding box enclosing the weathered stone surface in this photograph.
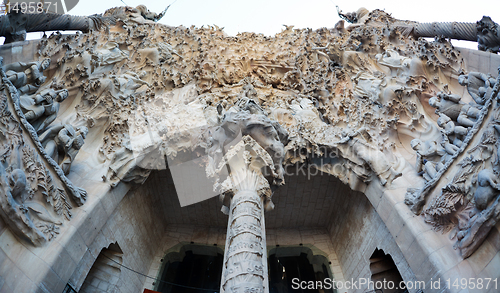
[0,5,499,293]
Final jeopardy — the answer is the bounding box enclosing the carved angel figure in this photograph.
[39,124,88,175]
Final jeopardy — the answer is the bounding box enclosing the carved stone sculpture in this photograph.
[455,169,500,258]
[3,58,50,95]
[429,92,480,127]
[396,15,500,53]
[215,137,272,293]
[103,5,166,24]
[473,169,500,210]
[39,124,89,175]
[477,16,500,53]
[437,113,468,147]
[458,72,496,105]
[20,88,68,133]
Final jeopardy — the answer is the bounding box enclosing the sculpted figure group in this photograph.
[1,56,87,177]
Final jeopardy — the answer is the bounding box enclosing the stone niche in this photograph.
[0,5,499,293]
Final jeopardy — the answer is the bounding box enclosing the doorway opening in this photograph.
[369,248,404,293]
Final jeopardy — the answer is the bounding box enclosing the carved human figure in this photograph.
[39,124,88,175]
[428,92,480,127]
[411,139,446,180]
[458,72,495,105]
[3,58,50,95]
[208,105,286,185]
[20,89,68,133]
[437,113,468,147]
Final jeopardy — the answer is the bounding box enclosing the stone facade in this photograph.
[0,5,499,293]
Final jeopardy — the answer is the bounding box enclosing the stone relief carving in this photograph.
[5,5,498,259]
[3,58,50,95]
[477,16,500,53]
[20,88,69,133]
[0,93,70,246]
[105,5,167,23]
[39,124,88,175]
[405,72,499,214]
[1,58,88,207]
[420,74,500,258]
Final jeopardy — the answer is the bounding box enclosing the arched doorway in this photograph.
[268,246,335,293]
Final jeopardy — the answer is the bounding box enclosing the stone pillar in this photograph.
[209,135,281,293]
[220,187,268,293]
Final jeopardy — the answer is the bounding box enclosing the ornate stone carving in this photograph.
[20,88,68,133]
[393,15,500,53]
[3,58,50,95]
[405,71,500,214]
[420,73,500,257]
[1,64,87,207]
[458,72,496,105]
[213,136,273,293]
[0,93,70,246]
[39,124,88,175]
[477,16,500,53]
[104,5,166,23]
[8,5,496,262]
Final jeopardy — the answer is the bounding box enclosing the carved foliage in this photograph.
[0,91,71,246]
